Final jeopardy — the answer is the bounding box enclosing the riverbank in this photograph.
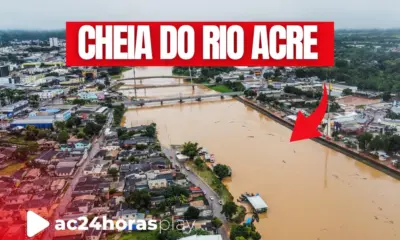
[186,160,234,203]
[236,96,400,180]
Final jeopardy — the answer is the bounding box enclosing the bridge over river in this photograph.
[119,83,214,90]
[117,75,197,81]
[113,92,244,106]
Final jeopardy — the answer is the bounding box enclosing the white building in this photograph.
[331,84,358,97]
[148,179,168,189]
[49,37,59,47]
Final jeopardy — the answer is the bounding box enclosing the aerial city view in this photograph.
[0,1,399,240]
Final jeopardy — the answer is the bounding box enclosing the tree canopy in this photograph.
[213,164,231,179]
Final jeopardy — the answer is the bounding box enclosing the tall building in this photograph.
[0,65,10,77]
[49,37,59,47]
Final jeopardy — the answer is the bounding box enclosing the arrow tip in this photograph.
[290,112,322,142]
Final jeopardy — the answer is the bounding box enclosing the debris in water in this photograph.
[332,174,339,179]
[378,207,382,211]
[214,121,220,123]
[293,150,296,153]
[268,133,275,136]
[242,125,246,127]
[248,136,254,138]
[374,216,379,220]
[384,220,394,224]
[282,160,286,163]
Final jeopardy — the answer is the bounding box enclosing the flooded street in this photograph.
[122,67,400,240]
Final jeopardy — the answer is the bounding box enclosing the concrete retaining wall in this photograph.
[235,97,400,180]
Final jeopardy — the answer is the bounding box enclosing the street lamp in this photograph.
[133,67,137,99]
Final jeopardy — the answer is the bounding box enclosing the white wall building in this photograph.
[49,38,59,47]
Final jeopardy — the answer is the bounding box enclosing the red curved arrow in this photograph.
[290,83,328,142]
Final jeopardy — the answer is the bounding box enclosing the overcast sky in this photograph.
[1,0,399,29]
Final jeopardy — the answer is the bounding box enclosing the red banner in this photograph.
[66,21,334,67]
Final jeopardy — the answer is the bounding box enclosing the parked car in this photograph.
[210,196,214,201]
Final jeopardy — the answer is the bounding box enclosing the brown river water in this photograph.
[122,67,400,240]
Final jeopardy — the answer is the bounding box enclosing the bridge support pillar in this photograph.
[160,101,163,105]
[179,99,183,103]
[196,97,202,102]
[220,95,224,99]
[192,85,195,90]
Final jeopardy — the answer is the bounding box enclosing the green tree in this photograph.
[184,206,200,219]
[54,121,66,131]
[342,88,353,96]
[25,125,39,141]
[357,132,373,150]
[216,76,223,83]
[83,122,102,137]
[126,190,151,209]
[273,68,281,78]
[57,130,69,143]
[97,83,106,91]
[181,142,201,159]
[72,99,87,105]
[144,123,157,137]
[28,94,40,108]
[128,156,138,163]
[108,168,119,179]
[94,114,107,125]
[104,77,110,86]
[77,132,87,139]
[165,185,189,198]
[263,71,273,79]
[213,164,231,179]
[194,157,204,169]
[211,217,223,229]
[230,224,261,240]
[382,92,392,102]
[221,201,238,220]
[244,89,257,98]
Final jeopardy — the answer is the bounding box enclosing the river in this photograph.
[122,67,400,240]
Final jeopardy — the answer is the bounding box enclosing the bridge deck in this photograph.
[118,75,197,81]
[113,92,244,106]
[120,83,214,89]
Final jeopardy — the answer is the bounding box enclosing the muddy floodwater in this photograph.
[122,67,400,240]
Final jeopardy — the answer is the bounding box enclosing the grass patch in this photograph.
[208,85,233,93]
[122,67,132,72]
[0,162,25,176]
[111,75,121,80]
[107,231,158,240]
[187,161,233,202]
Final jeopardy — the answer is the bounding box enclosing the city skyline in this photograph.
[1,0,399,29]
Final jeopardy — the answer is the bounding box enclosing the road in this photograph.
[163,148,229,240]
[41,110,113,240]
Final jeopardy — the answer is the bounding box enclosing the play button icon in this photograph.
[27,211,50,237]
